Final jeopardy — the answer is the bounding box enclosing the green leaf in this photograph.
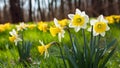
[106,39,116,50]
[100,46,116,68]
[64,45,78,68]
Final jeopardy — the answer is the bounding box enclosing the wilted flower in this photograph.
[16,22,28,31]
[50,18,65,42]
[38,22,48,32]
[68,8,89,32]
[38,40,52,58]
[88,15,110,37]
[9,29,22,45]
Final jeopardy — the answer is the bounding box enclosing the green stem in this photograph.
[82,29,89,68]
[90,26,93,68]
[67,28,76,55]
[90,26,93,49]
[97,35,101,46]
[82,29,87,56]
[55,42,67,68]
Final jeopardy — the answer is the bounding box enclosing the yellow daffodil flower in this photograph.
[0,24,5,32]
[68,8,89,32]
[4,23,11,30]
[28,24,36,29]
[38,40,52,58]
[105,16,114,24]
[50,18,65,42]
[9,29,22,45]
[38,22,48,32]
[88,15,110,37]
[112,15,120,23]
[50,27,61,37]
[58,19,68,27]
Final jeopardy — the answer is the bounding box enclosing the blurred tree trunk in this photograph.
[9,0,24,23]
[60,0,64,19]
[29,0,33,22]
[38,0,45,21]
[48,0,51,20]
[51,0,54,20]
[48,0,54,20]
[74,0,77,8]
[3,0,8,23]
[53,0,57,18]
[38,0,42,21]
[68,0,72,13]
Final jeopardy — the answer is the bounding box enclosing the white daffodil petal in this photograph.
[81,11,86,16]
[75,8,81,15]
[68,14,74,20]
[98,15,104,22]
[106,26,110,31]
[103,19,108,23]
[90,19,97,25]
[58,33,61,42]
[15,41,18,46]
[54,18,60,27]
[69,22,75,28]
[17,38,22,41]
[88,27,92,32]
[61,30,65,38]
[100,32,105,37]
[84,15,89,23]
[10,29,16,36]
[39,40,44,45]
[82,24,87,29]
[93,31,99,36]
[9,31,13,36]
[44,48,49,59]
[75,27,80,32]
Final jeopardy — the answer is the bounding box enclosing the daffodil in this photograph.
[4,23,11,30]
[112,15,120,23]
[68,8,89,32]
[88,15,110,37]
[58,19,68,27]
[50,27,61,37]
[105,16,114,24]
[16,22,28,31]
[27,24,36,29]
[50,18,65,42]
[0,24,5,32]
[9,29,22,45]
[38,22,48,32]
[38,40,52,58]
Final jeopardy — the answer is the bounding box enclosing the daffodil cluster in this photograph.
[105,15,120,24]
[9,22,28,45]
[38,9,111,59]
[37,21,48,32]
[0,23,11,32]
